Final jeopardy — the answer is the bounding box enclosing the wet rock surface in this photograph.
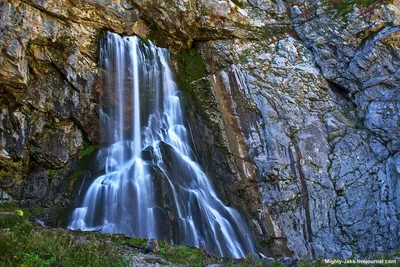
[0,0,398,260]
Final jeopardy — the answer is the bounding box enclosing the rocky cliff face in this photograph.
[0,0,398,259]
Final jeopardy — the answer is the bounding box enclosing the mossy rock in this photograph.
[0,157,26,187]
[177,47,207,92]
[329,0,394,18]
[68,149,98,191]
[79,145,96,158]
[67,140,99,204]
[231,0,248,9]
[78,140,98,159]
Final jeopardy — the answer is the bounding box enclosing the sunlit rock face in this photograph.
[0,0,399,259]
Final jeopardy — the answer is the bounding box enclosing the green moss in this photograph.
[177,48,207,92]
[329,0,394,18]
[45,169,57,176]
[69,170,85,182]
[68,140,99,195]
[138,36,149,45]
[29,57,54,74]
[79,140,97,158]
[201,7,210,16]
[79,145,96,158]
[231,0,247,8]
[176,47,229,134]
[67,169,87,198]
[215,143,232,156]
[147,26,168,49]
[29,145,39,154]
[0,157,25,185]
[191,79,213,109]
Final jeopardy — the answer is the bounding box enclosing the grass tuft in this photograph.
[158,242,204,266]
[0,210,130,267]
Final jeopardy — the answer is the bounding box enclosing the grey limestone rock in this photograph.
[188,33,399,258]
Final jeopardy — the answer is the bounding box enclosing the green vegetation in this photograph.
[158,242,205,266]
[299,259,326,266]
[158,241,268,267]
[29,145,39,154]
[329,0,393,17]
[138,36,149,45]
[45,169,57,176]
[177,48,207,92]
[30,206,49,218]
[79,140,97,158]
[147,26,168,49]
[3,203,397,266]
[230,0,247,9]
[126,237,147,248]
[68,140,99,197]
[0,201,18,212]
[0,202,259,267]
[0,208,130,266]
[79,145,96,158]
[176,47,219,129]
[0,157,25,186]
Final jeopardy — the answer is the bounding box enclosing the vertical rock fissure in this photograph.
[294,144,315,257]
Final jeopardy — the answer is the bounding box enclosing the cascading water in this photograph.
[69,32,256,258]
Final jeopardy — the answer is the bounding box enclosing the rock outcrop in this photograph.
[0,0,398,259]
[188,35,398,258]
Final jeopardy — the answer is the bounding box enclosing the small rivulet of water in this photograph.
[69,32,256,258]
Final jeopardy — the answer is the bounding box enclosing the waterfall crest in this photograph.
[69,32,256,258]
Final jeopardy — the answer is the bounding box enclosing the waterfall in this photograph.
[69,32,256,258]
